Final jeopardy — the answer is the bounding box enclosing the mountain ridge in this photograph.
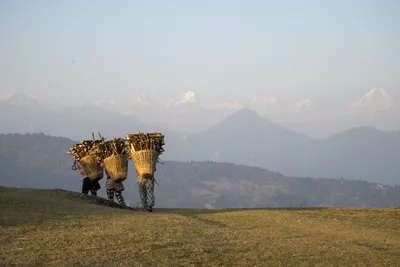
[171,109,399,185]
[0,133,399,209]
[1,93,398,139]
[1,97,399,184]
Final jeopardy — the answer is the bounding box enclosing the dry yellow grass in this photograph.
[0,186,399,266]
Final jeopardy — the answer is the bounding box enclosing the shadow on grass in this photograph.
[51,189,136,211]
[155,207,329,215]
[153,207,330,228]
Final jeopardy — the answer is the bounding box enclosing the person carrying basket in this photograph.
[72,160,101,195]
[101,162,126,206]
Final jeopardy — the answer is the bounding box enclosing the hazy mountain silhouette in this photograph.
[171,109,400,185]
[168,108,312,166]
[0,133,399,208]
[1,96,398,185]
[0,95,146,139]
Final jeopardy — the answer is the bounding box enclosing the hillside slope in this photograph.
[1,187,399,266]
[1,133,399,208]
[2,97,399,185]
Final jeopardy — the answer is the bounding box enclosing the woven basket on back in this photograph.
[131,149,159,180]
[79,155,103,181]
[103,154,129,182]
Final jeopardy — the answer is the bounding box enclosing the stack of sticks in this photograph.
[90,137,129,162]
[126,132,165,155]
[67,133,104,161]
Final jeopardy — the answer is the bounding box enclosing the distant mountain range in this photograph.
[0,94,145,139]
[0,133,399,208]
[170,109,400,185]
[0,95,399,185]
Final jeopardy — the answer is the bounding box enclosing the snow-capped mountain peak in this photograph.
[167,91,198,107]
[349,87,394,113]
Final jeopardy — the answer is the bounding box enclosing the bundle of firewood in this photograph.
[126,132,165,155]
[90,137,129,162]
[68,133,105,161]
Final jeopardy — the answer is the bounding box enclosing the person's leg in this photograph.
[113,181,125,205]
[92,180,101,191]
[82,177,90,194]
[90,180,100,196]
[138,182,148,210]
[147,179,155,212]
[107,189,115,201]
[115,191,126,206]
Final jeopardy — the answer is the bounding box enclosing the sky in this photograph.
[0,0,399,125]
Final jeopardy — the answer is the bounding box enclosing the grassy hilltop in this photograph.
[1,186,399,266]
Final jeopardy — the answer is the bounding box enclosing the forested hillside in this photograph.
[0,133,399,208]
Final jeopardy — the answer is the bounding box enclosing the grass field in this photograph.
[1,186,399,266]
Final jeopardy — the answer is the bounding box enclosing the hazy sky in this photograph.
[1,0,399,117]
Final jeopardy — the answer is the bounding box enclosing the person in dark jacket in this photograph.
[72,160,100,195]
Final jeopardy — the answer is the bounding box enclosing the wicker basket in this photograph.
[79,155,103,181]
[131,149,159,180]
[103,154,129,182]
